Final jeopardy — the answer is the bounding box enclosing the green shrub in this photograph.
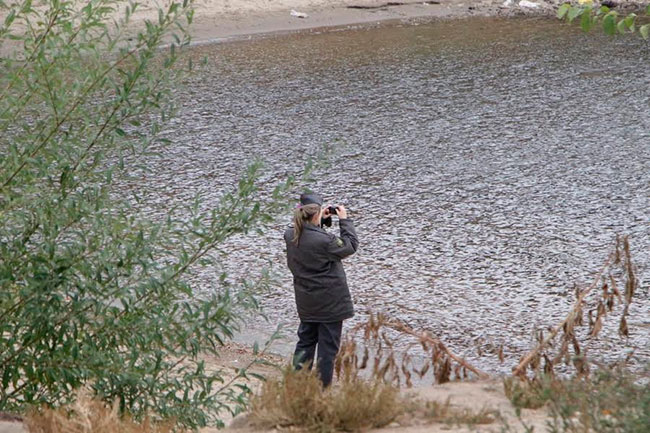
[546,368,650,433]
[0,0,303,428]
[504,367,650,433]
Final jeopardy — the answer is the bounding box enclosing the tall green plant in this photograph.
[0,0,303,428]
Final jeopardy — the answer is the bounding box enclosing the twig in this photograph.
[512,252,613,377]
[384,318,490,380]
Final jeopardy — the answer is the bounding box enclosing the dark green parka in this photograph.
[284,219,359,323]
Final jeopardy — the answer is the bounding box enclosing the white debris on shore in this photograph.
[290,9,309,18]
[519,0,541,8]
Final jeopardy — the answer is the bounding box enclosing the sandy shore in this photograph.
[165,0,559,44]
[0,341,551,433]
[0,0,560,52]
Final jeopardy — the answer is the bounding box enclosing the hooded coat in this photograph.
[284,219,358,323]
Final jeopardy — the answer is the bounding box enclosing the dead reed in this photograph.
[512,235,639,379]
[24,390,177,433]
[335,312,489,387]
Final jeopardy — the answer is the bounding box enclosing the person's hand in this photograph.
[336,205,348,219]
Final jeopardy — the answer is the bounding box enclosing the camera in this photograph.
[321,206,340,228]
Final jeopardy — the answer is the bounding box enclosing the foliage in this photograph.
[546,367,650,433]
[557,1,650,39]
[0,0,307,428]
[505,367,650,433]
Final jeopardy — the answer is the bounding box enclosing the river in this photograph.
[138,17,649,374]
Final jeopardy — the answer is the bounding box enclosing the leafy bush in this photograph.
[545,367,650,433]
[0,0,303,428]
[504,366,650,433]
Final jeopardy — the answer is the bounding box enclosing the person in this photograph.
[283,192,359,387]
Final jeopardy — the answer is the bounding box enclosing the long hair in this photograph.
[292,203,321,245]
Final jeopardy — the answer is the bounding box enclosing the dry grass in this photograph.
[403,397,498,426]
[249,366,501,432]
[24,390,177,433]
[249,367,402,432]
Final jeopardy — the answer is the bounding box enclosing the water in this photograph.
[137,17,650,374]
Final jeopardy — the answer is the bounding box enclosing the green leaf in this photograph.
[640,24,650,39]
[20,0,32,13]
[581,11,593,32]
[248,372,266,381]
[603,14,616,35]
[568,6,583,23]
[623,14,636,32]
[617,19,626,34]
[557,3,570,19]
[3,9,15,27]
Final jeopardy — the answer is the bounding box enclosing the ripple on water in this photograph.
[130,17,649,373]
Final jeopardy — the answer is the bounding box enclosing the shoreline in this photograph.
[1,0,558,56]
[5,0,648,52]
[179,0,557,45]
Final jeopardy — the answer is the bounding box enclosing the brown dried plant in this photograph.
[248,366,402,432]
[512,235,640,380]
[24,389,178,433]
[249,366,500,432]
[335,312,489,387]
[419,399,498,425]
